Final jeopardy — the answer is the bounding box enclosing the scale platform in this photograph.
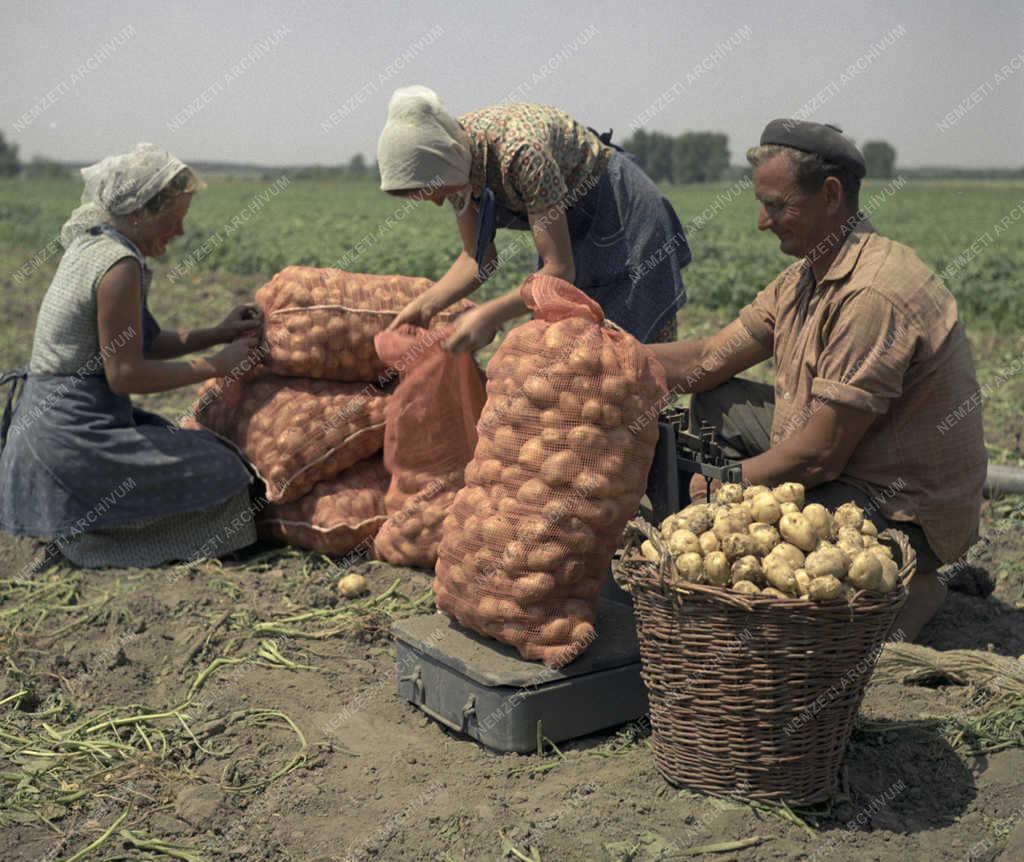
[392,597,648,753]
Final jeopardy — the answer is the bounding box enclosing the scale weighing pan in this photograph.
[392,597,648,753]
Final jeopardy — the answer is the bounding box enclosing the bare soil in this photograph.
[2,496,1023,862]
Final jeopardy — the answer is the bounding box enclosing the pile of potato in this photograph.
[256,267,475,382]
[259,458,390,554]
[192,376,388,504]
[642,482,902,601]
[435,276,667,666]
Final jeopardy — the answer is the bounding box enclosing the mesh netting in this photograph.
[191,375,387,504]
[255,267,475,382]
[258,457,390,555]
[435,275,667,667]
[371,325,486,568]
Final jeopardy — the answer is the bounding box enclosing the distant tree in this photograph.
[0,131,20,176]
[646,132,675,183]
[348,153,368,178]
[672,132,730,183]
[622,129,649,174]
[862,140,896,179]
[25,155,68,179]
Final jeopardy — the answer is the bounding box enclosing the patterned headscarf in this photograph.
[60,143,189,247]
[376,86,471,192]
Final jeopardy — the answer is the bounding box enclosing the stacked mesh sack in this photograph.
[435,276,667,666]
[188,266,472,556]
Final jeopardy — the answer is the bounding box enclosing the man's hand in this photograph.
[388,294,437,331]
[443,306,501,354]
[216,304,263,342]
[688,473,722,504]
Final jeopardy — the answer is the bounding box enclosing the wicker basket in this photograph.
[618,518,915,805]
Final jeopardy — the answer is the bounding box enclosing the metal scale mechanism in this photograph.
[392,406,742,752]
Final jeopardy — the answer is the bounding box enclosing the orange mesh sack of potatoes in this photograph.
[191,375,388,504]
[258,457,390,555]
[255,267,475,382]
[371,325,486,568]
[434,275,667,667]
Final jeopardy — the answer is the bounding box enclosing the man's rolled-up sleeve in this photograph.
[811,291,918,415]
[738,279,780,353]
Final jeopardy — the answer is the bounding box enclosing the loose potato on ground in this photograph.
[778,512,818,552]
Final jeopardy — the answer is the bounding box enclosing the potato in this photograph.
[540,451,575,487]
[712,510,747,541]
[861,519,878,538]
[674,552,704,582]
[794,569,811,596]
[677,504,714,536]
[867,543,894,564]
[765,542,806,570]
[742,484,771,502]
[668,528,701,557]
[802,503,833,541]
[808,575,844,601]
[517,478,549,506]
[763,558,797,595]
[837,538,865,560]
[730,555,763,586]
[640,540,660,564]
[779,501,800,515]
[725,503,753,528]
[833,502,865,532]
[527,543,564,572]
[721,532,757,561]
[337,573,368,598]
[836,526,864,547]
[748,523,781,556]
[750,492,782,525]
[714,483,744,505]
[778,513,818,552]
[518,437,547,469]
[703,551,730,586]
[732,580,760,595]
[847,551,883,592]
[772,482,805,507]
[761,586,791,600]
[879,557,900,593]
[698,530,720,554]
[804,546,850,580]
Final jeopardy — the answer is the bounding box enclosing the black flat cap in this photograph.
[760,118,866,178]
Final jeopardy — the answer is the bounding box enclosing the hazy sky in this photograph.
[3,0,1022,168]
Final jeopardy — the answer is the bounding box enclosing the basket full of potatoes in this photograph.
[616,482,916,805]
[629,482,913,604]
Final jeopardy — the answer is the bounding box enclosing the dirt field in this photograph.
[2,494,1023,862]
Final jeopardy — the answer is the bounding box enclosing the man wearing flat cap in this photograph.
[649,119,987,640]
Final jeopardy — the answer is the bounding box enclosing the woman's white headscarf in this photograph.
[376,86,471,192]
[60,143,188,247]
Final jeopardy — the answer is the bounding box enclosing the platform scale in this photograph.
[392,407,743,752]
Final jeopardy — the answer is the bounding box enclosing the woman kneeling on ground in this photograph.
[0,143,264,568]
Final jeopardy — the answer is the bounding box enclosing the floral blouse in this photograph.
[448,103,612,216]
